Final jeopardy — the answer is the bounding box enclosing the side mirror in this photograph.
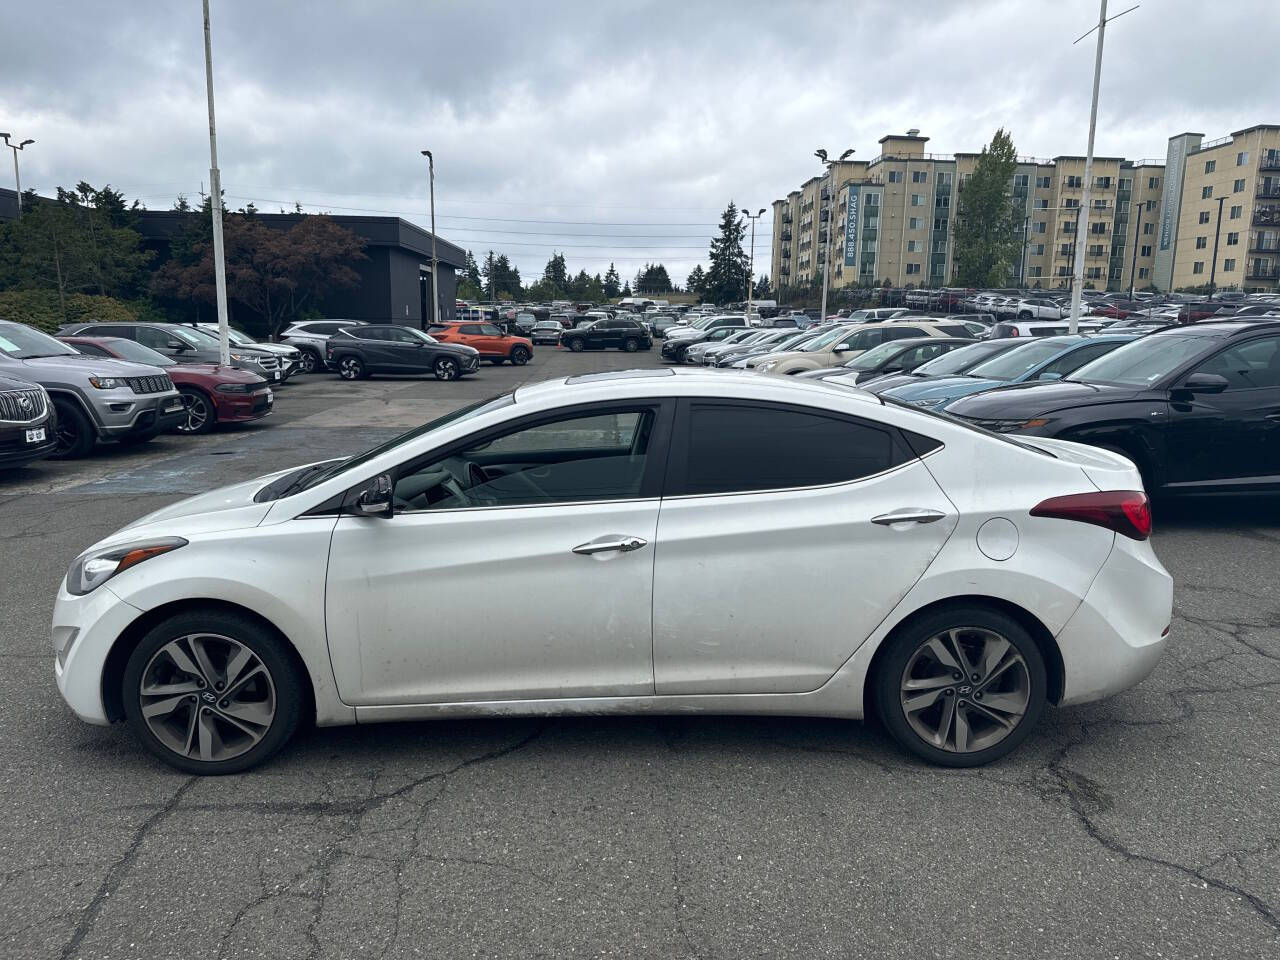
[354,474,394,517]
[167,340,188,351]
[1179,372,1229,395]
[1039,371,1063,381]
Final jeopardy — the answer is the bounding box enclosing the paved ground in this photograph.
[2,346,1278,959]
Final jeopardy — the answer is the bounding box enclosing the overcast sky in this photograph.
[1,0,1273,284]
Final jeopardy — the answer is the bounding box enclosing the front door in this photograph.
[325,403,672,705]
[652,400,956,695]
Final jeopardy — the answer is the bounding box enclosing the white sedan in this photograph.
[52,370,1171,774]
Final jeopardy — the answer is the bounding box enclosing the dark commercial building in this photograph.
[0,188,464,327]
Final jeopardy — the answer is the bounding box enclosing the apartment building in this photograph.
[1157,125,1280,293]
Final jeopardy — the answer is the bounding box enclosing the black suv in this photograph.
[326,325,480,380]
[0,375,57,469]
[944,321,1280,496]
[559,318,652,353]
[59,322,284,382]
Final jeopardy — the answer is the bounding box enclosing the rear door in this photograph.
[651,399,956,695]
[476,323,509,357]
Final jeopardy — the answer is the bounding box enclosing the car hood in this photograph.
[168,363,264,382]
[882,375,1005,405]
[246,342,298,355]
[12,354,170,379]
[944,379,1147,418]
[440,343,480,356]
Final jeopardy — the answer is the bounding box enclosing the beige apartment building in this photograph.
[1157,125,1280,293]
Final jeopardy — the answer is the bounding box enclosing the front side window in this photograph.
[1193,336,1280,390]
[393,408,657,510]
[969,341,1068,381]
[135,326,173,349]
[459,324,486,335]
[676,403,899,496]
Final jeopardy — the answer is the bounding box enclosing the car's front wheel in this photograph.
[1018,311,1033,320]
[50,398,95,459]
[566,338,586,352]
[176,388,215,435]
[874,605,1047,767]
[434,357,461,380]
[297,350,319,374]
[510,346,531,365]
[338,356,365,380]
[121,608,305,775]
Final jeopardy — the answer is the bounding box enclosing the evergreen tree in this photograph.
[703,202,749,304]
[754,274,771,298]
[603,263,621,298]
[953,128,1023,287]
[541,252,569,296]
[685,264,706,296]
[621,282,632,297]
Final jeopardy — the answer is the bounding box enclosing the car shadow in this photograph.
[1154,495,1280,531]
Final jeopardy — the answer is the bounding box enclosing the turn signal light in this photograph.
[1030,490,1151,541]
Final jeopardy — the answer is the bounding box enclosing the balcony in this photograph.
[781,247,791,259]
[818,230,828,243]
[780,231,792,241]
[781,214,793,224]
[1254,205,1280,227]
[1250,235,1280,253]
[1257,181,1280,199]
[1261,154,1280,172]
[819,209,830,221]
[1245,264,1279,281]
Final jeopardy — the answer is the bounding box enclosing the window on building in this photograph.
[1032,243,1045,255]
[1139,267,1150,279]
[1200,211,1212,224]
[1062,220,1077,233]
[1093,198,1108,208]
[911,194,926,206]
[1204,160,1216,174]
[1109,266,1123,281]
[1095,176,1112,189]
[1195,236,1207,249]
[888,170,903,183]
[936,172,952,187]
[912,170,927,183]
[1237,151,1249,166]
[908,217,921,229]
[1088,244,1106,256]
[865,193,880,207]
[1234,179,1246,193]
[1014,173,1029,187]
[1227,232,1240,246]
[1193,261,1205,275]
[906,263,921,275]
[1119,178,1133,191]
[1063,198,1080,208]
[1033,221,1047,234]
[1065,175,1082,188]
[1141,245,1153,257]
[934,218,948,232]
[1230,205,1242,219]
[1086,267,1103,279]
[906,240,920,252]
[1036,175,1051,188]
[1224,258,1236,272]
[1090,222,1108,234]
[1029,266,1043,277]
[1148,176,1161,190]
[1146,199,1157,211]
[1143,222,1154,235]
[1202,186,1213,199]
[1034,198,1048,208]
[1118,200,1130,213]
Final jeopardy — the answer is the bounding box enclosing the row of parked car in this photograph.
[660,311,1280,497]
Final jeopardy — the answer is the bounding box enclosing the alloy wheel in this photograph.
[177,392,211,434]
[510,347,530,365]
[299,352,317,373]
[138,633,277,763]
[339,357,362,380]
[435,358,459,380]
[55,418,81,455]
[899,626,1030,754]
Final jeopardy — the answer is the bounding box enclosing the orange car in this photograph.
[427,321,534,365]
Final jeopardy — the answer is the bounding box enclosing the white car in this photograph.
[1017,298,1069,320]
[52,370,1171,774]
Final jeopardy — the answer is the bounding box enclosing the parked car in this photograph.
[756,321,971,376]
[680,328,761,365]
[0,320,183,458]
[530,320,565,345]
[279,320,369,374]
[52,367,1170,774]
[661,323,749,363]
[944,320,1280,495]
[846,308,910,323]
[194,323,304,380]
[326,325,480,381]
[858,339,1025,394]
[796,337,977,384]
[560,317,653,353]
[712,329,814,368]
[1016,298,1069,320]
[60,336,273,435]
[646,314,681,338]
[59,321,285,383]
[882,335,1137,411]
[427,320,534,366]
[0,374,57,469]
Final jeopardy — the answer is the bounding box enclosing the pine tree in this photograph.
[685,264,706,296]
[603,263,621,298]
[703,202,749,304]
[953,128,1023,287]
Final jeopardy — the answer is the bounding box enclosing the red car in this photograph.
[59,336,273,435]
[427,320,534,365]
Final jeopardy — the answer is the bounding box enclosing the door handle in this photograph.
[871,509,946,526]
[572,535,649,556]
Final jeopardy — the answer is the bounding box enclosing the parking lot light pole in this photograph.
[816,148,854,322]
[1207,195,1226,301]
[1128,200,1143,301]
[201,0,231,366]
[0,134,34,215]
[743,208,764,319]
[420,150,439,328]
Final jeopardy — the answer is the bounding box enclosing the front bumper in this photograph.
[97,390,187,437]
[1056,535,1173,706]
[53,582,144,725]
[213,387,275,423]
[0,413,58,466]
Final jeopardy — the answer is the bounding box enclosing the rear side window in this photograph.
[673,402,903,495]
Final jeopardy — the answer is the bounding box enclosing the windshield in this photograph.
[0,322,79,358]
[88,338,174,367]
[166,325,217,347]
[967,340,1068,381]
[1070,334,1209,386]
[802,326,852,351]
[846,341,904,370]
[404,328,438,344]
[914,341,1009,376]
[225,329,256,346]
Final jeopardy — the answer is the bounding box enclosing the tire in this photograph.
[622,337,640,353]
[176,387,216,435]
[1018,311,1033,320]
[873,605,1047,767]
[297,350,319,374]
[567,338,585,353]
[50,398,95,459]
[510,346,531,366]
[121,607,305,775]
[337,355,365,381]
[434,357,460,381]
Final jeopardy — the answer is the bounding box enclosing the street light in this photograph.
[1,134,35,215]
[200,0,231,366]
[816,148,854,323]
[742,208,765,319]
[420,150,440,328]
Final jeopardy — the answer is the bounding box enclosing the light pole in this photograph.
[0,134,34,215]
[420,150,440,328]
[201,0,231,366]
[815,148,854,322]
[1127,200,1143,301]
[1207,195,1226,302]
[742,207,764,319]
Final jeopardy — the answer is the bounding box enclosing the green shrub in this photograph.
[0,289,142,332]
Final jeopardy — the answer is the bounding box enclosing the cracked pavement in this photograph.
[2,348,1278,959]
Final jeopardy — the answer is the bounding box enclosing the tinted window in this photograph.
[88,324,133,338]
[355,328,389,341]
[969,341,1068,380]
[69,341,110,357]
[135,326,173,349]
[886,326,926,341]
[1194,336,1280,389]
[679,403,898,495]
[394,408,656,509]
[479,324,504,336]
[1040,341,1118,379]
[459,324,486,335]
[1072,335,1211,386]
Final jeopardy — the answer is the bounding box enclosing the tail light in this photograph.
[1030,490,1151,540]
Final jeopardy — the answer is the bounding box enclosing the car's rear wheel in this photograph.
[874,605,1046,767]
[50,398,95,459]
[622,337,640,353]
[298,350,319,374]
[567,338,585,352]
[176,388,216,435]
[434,357,460,381]
[510,346,531,365]
[1018,311,1033,320]
[338,356,365,380]
[121,608,305,775]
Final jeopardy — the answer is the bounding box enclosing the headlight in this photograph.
[972,417,1051,433]
[229,353,263,365]
[911,398,946,409]
[215,382,254,394]
[88,376,126,389]
[66,537,187,596]
[757,362,777,372]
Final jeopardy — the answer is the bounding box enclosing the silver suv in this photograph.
[0,321,183,458]
[280,320,368,373]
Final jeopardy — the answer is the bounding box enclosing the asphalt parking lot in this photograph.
[2,346,1279,960]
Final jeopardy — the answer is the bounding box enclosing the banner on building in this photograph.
[844,187,860,267]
